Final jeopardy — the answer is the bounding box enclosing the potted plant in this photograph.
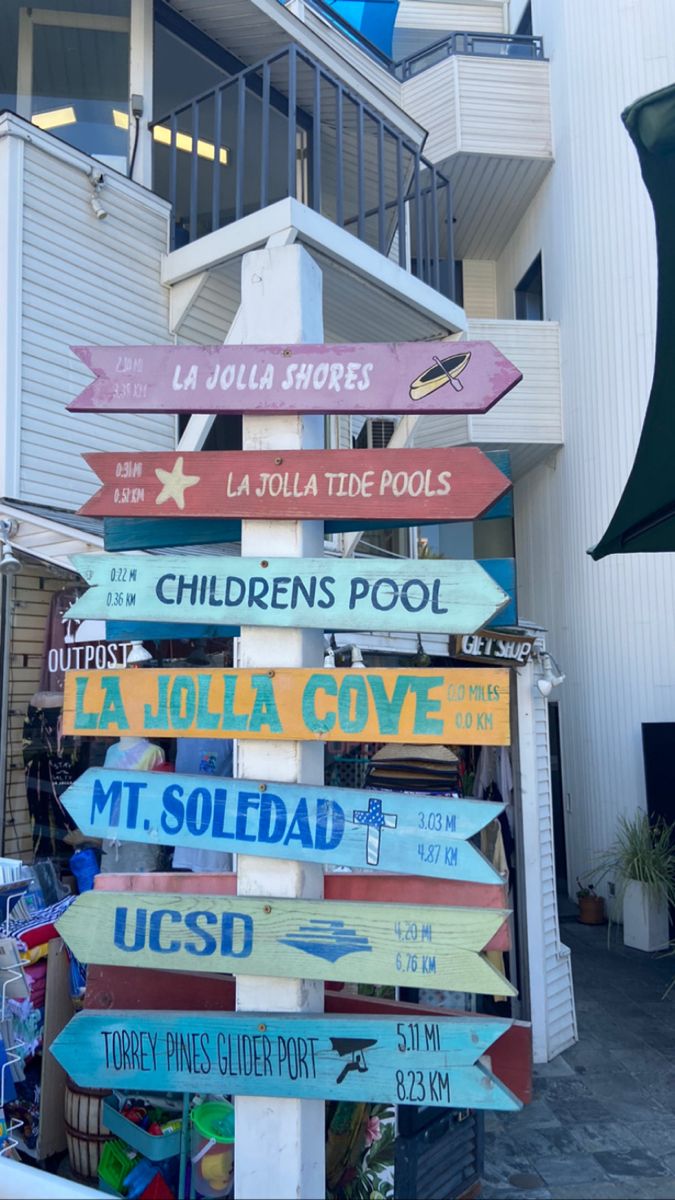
[576,878,605,925]
[600,812,675,952]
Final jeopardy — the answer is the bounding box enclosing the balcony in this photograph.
[151,43,457,300]
[411,319,562,478]
[399,34,553,259]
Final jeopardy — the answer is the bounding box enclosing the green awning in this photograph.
[590,83,675,559]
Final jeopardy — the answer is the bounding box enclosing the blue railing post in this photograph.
[288,44,297,200]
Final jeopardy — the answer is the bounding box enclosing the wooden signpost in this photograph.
[62,667,510,745]
[68,342,522,416]
[66,554,509,635]
[453,630,536,666]
[56,891,515,995]
[51,1010,522,1111]
[59,769,504,883]
[79,448,511,522]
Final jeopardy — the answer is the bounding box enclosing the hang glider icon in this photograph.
[330,1037,378,1084]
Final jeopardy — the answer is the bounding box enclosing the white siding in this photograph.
[402,56,551,163]
[532,665,577,1058]
[516,659,577,1062]
[462,259,497,316]
[177,263,241,346]
[457,57,551,157]
[396,1,505,32]
[402,59,460,161]
[16,128,175,510]
[393,0,506,59]
[411,319,561,460]
[501,0,675,895]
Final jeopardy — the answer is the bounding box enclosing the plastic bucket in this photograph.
[190,1102,234,1198]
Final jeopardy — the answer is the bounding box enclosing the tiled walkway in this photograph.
[482,918,675,1199]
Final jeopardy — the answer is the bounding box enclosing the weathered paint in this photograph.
[453,630,535,667]
[101,451,515,553]
[89,871,512,952]
[68,342,522,416]
[57,892,515,994]
[59,769,504,883]
[481,558,517,628]
[82,971,533,1105]
[81,447,511,522]
[50,1010,521,1111]
[62,667,511,745]
[67,554,509,635]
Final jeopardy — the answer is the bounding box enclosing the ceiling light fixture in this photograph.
[31,106,77,131]
[112,110,229,164]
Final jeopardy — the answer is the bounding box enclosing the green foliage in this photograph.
[597,811,675,903]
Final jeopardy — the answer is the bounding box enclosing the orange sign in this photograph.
[63,667,510,745]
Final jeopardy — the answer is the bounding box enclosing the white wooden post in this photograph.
[235,243,326,1200]
[129,0,154,188]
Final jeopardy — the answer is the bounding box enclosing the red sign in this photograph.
[68,342,521,416]
[79,448,511,522]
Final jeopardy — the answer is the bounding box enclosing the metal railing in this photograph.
[151,43,455,299]
[394,31,546,80]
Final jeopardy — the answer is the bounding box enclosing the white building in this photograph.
[0,2,588,1188]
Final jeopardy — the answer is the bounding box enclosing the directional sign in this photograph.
[67,555,509,635]
[68,342,522,416]
[56,892,515,995]
[59,769,504,883]
[79,448,511,523]
[101,450,515,553]
[51,1011,521,1111]
[62,667,510,745]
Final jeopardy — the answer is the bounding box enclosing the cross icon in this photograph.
[352,798,397,866]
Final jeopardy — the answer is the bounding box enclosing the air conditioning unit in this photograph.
[355,418,397,450]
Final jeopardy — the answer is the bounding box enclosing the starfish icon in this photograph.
[154,457,200,510]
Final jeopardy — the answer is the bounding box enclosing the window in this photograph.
[515,253,543,320]
[5,1,131,168]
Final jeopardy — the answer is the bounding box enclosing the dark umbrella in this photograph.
[590,82,675,558]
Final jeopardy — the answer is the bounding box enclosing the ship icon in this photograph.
[278,918,373,962]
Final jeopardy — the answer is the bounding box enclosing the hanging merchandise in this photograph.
[100,738,165,875]
[172,739,234,873]
[364,744,460,793]
[22,704,79,860]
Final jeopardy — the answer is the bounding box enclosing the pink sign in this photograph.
[68,342,522,416]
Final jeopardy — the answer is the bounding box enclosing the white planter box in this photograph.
[623,880,670,952]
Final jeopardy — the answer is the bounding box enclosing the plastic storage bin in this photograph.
[102,1096,182,1163]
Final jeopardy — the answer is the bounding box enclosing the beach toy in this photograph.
[190,1101,234,1197]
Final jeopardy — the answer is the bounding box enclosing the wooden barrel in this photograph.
[64,1077,110,1180]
